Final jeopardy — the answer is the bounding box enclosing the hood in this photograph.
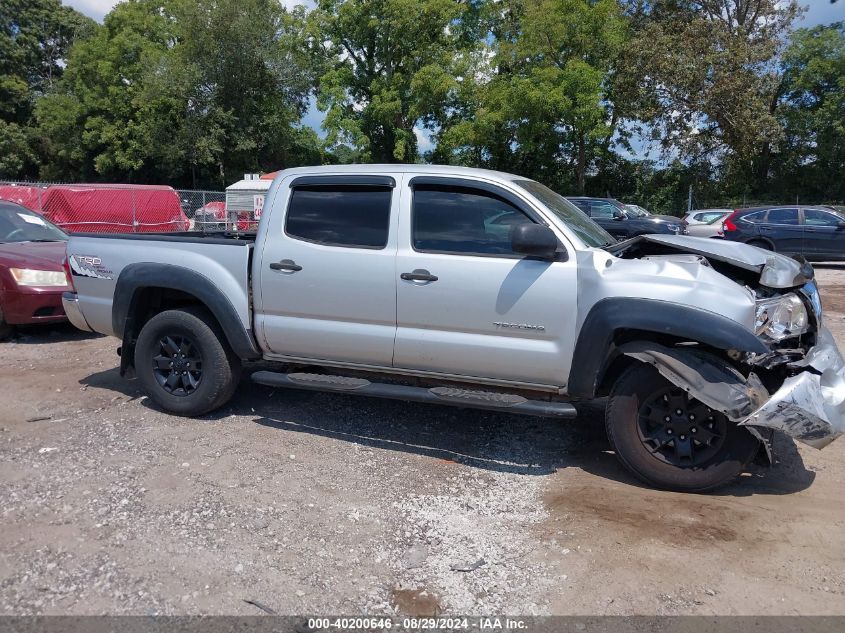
[630,215,681,226]
[613,234,811,289]
[0,241,67,271]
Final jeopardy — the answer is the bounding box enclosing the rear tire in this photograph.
[134,307,241,416]
[606,365,759,492]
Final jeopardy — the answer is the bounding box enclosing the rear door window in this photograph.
[765,208,800,225]
[741,211,767,224]
[285,186,392,249]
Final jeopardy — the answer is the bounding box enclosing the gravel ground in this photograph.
[2,267,845,615]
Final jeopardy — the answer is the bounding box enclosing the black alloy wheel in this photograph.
[152,334,203,396]
[637,387,728,468]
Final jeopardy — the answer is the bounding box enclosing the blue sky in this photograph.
[65,0,844,154]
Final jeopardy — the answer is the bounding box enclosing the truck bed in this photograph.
[65,232,255,340]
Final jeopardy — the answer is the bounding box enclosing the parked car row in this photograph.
[566,198,845,261]
[566,197,687,239]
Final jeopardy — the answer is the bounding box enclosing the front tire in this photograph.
[606,365,759,492]
[134,308,241,416]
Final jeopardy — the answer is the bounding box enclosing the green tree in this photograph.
[0,0,93,177]
[772,23,845,201]
[309,0,468,163]
[428,0,626,192]
[153,0,319,186]
[619,0,801,191]
[35,0,177,181]
[36,0,320,187]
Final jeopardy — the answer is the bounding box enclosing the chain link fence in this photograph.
[0,180,255,234]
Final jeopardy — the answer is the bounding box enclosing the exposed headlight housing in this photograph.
[755,293,809,342]
[9,268,68,287]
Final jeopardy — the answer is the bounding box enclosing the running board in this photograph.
[251,371,577,419]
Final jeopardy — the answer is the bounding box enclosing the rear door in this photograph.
[393,175,578,388]
[757,207,803,254]
[801,208,845,258]
[256,175,399,366]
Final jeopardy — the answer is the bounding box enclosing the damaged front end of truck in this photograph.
[590,235,845,454]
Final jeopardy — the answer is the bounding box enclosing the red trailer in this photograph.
[0,185,46,212]
[41,184,189,233]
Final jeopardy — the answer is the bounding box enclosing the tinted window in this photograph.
[590,202,618,219]
[285,186,391,249]
[569,199,590,212]
[741,211,767,224]
[804,209,843,227]
[765,208,800,225]
[412,187,534,255]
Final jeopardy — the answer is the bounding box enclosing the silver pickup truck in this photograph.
[62,165,845,491]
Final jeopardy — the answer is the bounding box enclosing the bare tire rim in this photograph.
[637,386,728,467]
[152,335,203,397]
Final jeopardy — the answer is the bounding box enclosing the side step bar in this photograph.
[251,371,578,419]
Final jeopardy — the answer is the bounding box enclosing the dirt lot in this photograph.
[2,269,845,616]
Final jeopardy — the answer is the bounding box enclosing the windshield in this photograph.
[0,204,67,243]
[514,180,616,248]
[624,204,649,218]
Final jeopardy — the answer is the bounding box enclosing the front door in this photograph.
[256,175,399,366]
[801,208,845,259]
[758,207,804,254]
[393,176,579,388]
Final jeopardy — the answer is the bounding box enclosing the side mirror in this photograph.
[511,224,559,260]
[612,210,625,220]
[837,221,845,229]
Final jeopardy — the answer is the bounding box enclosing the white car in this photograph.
[683,209,733,237]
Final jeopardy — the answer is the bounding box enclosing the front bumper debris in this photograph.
[742,326,845,448]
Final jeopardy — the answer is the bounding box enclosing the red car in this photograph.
[0,201,70,338]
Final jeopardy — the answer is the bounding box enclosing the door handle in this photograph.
[401,269,438,282]
[269,259,302,272]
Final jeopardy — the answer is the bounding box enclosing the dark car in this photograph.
[566,197,686,240]
[720,205,845,261]
[0,201,70,339]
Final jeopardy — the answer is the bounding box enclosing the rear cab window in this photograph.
[285,185,392,249]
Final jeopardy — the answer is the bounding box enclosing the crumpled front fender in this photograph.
[619,331,845,449]
[617,342,768,419]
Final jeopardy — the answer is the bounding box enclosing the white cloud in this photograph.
[414,126,434,154]
[64,0,118,21]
